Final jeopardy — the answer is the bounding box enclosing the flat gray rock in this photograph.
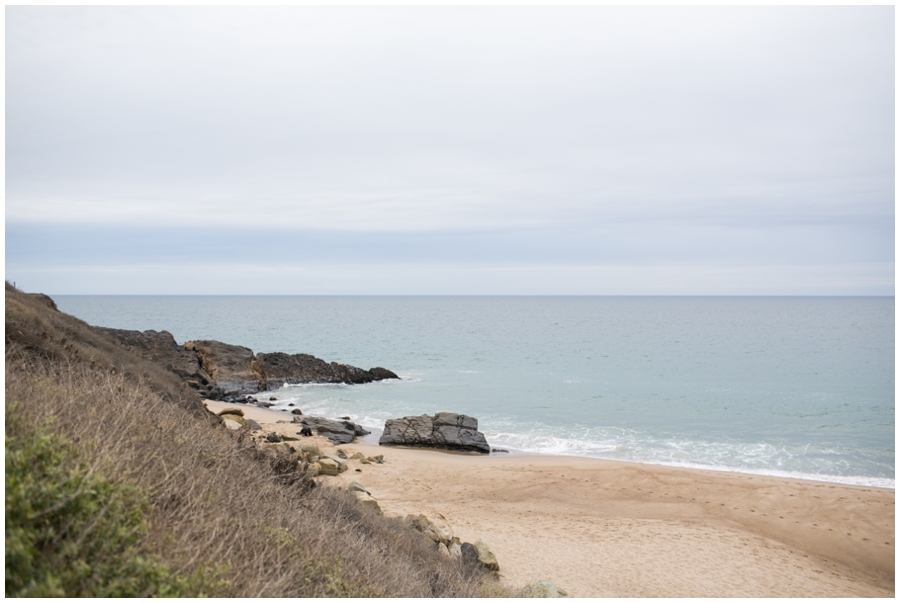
[379,412,490,453]
[295,416,371,445]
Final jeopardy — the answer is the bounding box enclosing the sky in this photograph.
[5,5,895,295]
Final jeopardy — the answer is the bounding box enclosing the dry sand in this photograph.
[207,401,895,597]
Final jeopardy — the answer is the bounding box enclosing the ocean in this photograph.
[52,295,894,489]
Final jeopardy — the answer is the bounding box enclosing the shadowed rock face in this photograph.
[93,327,399,400]
[257,352,398,388]
[92,327,220,398]
[379,412,490,454]
[185,340,261,394]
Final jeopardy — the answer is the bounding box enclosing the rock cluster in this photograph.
[92,327,222,395]
[94,327,399,401]
[402,512,500,574]
[379,412,490,453]
[267,441,348,478]
[254,437,386,478]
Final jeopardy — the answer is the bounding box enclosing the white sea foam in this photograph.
[260,378,895,491]
[480,423,895,490]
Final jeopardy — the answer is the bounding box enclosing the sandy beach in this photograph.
[207,401,894,597]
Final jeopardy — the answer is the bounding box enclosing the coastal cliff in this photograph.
[92,326,399,401]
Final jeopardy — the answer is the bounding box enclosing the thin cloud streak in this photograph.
[11,262,893,297]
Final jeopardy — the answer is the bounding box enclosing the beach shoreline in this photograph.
[206,401,894,597]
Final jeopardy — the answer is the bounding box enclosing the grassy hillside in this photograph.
[5,284,506,597]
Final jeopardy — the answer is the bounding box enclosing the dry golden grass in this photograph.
[6,283,509,597]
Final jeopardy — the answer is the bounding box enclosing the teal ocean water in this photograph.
[53,296,894,488]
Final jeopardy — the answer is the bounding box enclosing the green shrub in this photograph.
[5,405,226,597]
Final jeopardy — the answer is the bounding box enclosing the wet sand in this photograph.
[206,401,894,597]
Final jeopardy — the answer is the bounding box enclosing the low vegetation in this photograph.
[5,283,508,597]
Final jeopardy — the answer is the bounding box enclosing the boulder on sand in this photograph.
[521,580,568,598]
[294,416,370,445]
[219,413,246,427]
[352,490,382,514]
[317,457,344,476]
[379,412,490,453]
[321,455,347,472]
[474,539,500,572]
[216,407,244,417]
[347,481,370,495]
[296,443,323,459]
[347,483,382,514]
[402,512,454,545]
[222,418,242,431]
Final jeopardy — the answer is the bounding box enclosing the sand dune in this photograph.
[206,401,894,597]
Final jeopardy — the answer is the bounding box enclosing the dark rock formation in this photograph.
[93,327,224,400]
[368,367,400,381]
[293,416,371,445]
[256,352,398,388]
[460,542,479,565]
[378,412,490,454]
[93,327,399,400]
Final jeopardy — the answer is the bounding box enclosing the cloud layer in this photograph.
[6,6,894,294]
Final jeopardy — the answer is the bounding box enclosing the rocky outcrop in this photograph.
[93,327,399,400]
[379,412,490,453]
[293,416,370,445]
[256,352,398,388]
[184,340,261,394]
[92,327,223,399]
[402,511,499,573]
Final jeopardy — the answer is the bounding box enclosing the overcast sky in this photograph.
[5,6,894,295]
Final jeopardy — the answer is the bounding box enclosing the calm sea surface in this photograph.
[53,296,895,488]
